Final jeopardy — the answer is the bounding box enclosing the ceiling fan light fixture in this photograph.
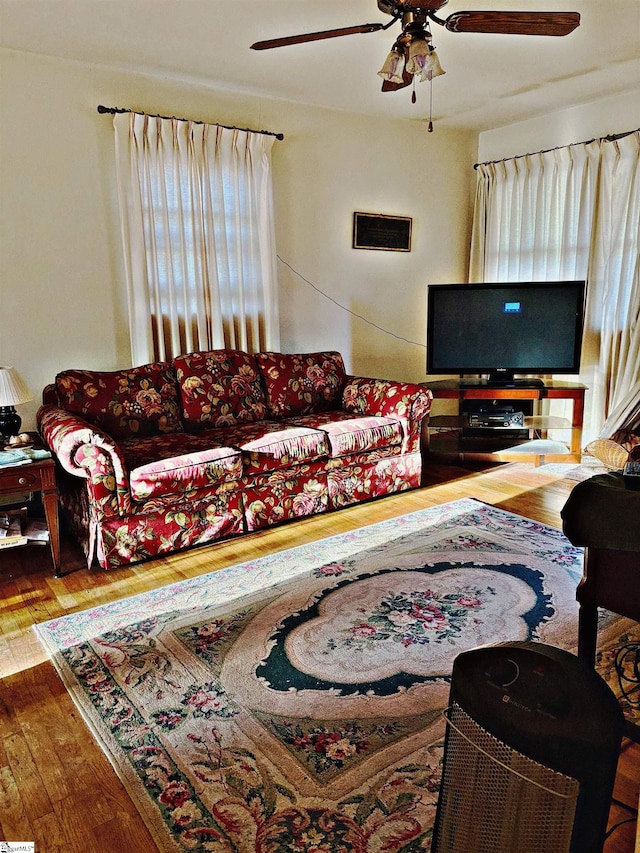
[424,47,445,80]
[405,37,430,76]
[377,46,405,83]
[406,38,445,81]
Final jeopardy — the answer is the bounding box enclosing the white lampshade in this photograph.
[423,48,446,80]
[406,39,446,81]
[0,366,33,407]
[377,47,405,83]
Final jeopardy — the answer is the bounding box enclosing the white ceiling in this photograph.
[2,0,639,131]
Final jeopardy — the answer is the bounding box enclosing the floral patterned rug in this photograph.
[34,499,639,852]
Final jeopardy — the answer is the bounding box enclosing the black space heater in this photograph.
[431,642,624,853]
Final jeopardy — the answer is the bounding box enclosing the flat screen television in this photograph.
[426,281,586,388]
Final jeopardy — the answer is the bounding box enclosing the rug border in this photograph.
[35,624,183,852]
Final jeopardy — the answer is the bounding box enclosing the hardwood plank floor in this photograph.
[0,460,637,851]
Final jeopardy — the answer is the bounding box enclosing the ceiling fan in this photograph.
[250,1,580,98]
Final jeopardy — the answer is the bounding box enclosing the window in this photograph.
[114,112,280,364]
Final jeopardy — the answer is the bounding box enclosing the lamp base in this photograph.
[0,406,21,442]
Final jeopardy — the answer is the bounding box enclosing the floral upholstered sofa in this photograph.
[38,350,432,569]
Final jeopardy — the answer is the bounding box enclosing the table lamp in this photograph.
[0,366,33,441]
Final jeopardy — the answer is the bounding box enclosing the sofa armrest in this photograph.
[37,404,130,519]
[342,377,432,453]
[42,382,60,406]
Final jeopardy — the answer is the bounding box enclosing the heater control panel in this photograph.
[484,653,572,719]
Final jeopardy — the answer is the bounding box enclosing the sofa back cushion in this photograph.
[55,363,183,440]
[173,349,267,430]
[256,351,347,418]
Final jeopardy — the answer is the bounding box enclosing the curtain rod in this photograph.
[97,105,284,140]
[473,127,638,170]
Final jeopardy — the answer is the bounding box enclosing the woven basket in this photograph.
[583,438,629,470]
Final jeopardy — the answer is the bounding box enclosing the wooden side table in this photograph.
[0,457,61,577]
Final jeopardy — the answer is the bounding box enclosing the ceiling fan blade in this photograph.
[251,23,385,50]
[443,11,580,36]
[381,70,413,92]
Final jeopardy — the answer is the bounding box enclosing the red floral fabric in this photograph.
[256,351,347,418]
[38,353,432,570]
[119,431,236,467]
[128,447,243,501]
[342,378,432,453]
[38,404,130,519]
[287,411,403,457]
[173,349,267,430]
[243,469,329,531]
[41,383,58,406]
[120,432,244,498]
[96,491,245,569]
[55,364,183,439]
[328,452,422,508]
[100,431,246,511]
[206,421,329,474]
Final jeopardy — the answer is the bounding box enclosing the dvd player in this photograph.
[469,411,525,429]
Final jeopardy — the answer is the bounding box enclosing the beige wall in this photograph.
[275,110,475,382]
[477,90,639,162]
[1,48,476,431]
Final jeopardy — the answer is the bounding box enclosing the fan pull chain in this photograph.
[412,77,416,104]
[428,72,434,132]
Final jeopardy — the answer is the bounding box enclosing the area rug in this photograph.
[35,499,639,853]
[506,458,611,482]
[534,459,610,482]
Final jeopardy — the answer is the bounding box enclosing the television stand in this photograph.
[459,377,546,390]
[423,379,587,464]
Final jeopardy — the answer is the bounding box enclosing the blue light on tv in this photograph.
[503,301,522,313]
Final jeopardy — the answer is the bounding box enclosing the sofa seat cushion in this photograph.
[173,349,267,431]
[256,351,347,418]
[207,421,329,474]
[287,411,403,457]
[55,363,183,440]
[120,433,242,501]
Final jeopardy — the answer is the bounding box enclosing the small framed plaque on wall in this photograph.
[353,212,412,252]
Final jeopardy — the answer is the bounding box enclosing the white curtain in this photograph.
[470,131,640,443]
[471,142,599,285]
[589,131,640,427]
[114,112,280,364]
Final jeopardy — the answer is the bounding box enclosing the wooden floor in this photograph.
[1,460,638,851]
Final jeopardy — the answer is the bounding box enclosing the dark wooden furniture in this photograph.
[424,379,587,462]
[0,456,61,577]
[561,471,640,743]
